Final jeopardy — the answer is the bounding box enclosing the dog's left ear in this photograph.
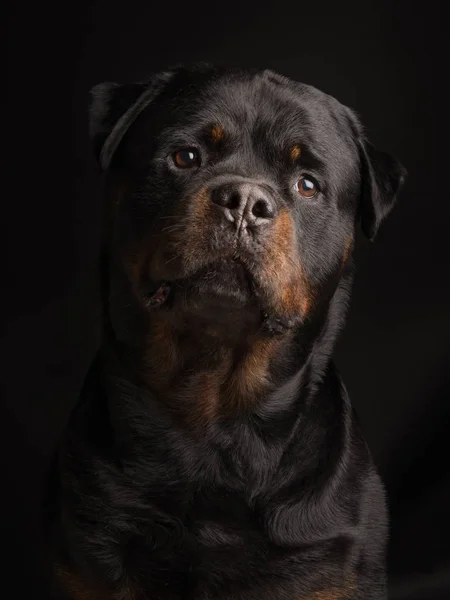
[358,139,407,240]
[345,108,407,240]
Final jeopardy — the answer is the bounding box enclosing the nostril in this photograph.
[211,187,242,210]
[227,193,241,210]
[252,198,274,219]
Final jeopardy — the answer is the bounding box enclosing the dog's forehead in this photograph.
[207,72,325,113]
[162,70,355,154]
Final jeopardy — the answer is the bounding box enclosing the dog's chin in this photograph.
[145,259,254,310]
[186,260,255,304]
[184,259,256,310]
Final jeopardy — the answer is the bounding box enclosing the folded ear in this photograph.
[358,138,407,241]
[88,71,175,170]
[344,106,407,240]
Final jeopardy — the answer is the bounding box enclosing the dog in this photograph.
[47,64,406,600]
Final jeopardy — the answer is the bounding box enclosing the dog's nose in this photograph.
[211,182,277,229]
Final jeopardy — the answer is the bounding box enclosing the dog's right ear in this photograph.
[88,71,175,171]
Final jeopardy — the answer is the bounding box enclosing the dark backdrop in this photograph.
[3,1,449,598]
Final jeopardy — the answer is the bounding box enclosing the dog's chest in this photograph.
[105,518,353,600]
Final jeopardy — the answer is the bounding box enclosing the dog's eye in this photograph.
[172,148,201,169]
[296,176,319,198]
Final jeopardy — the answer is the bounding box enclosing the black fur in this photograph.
[47,64,406,600]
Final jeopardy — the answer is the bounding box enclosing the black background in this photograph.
[3,1,449,598]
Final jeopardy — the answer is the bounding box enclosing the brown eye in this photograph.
[172,148,201,169]
[296,176,319,198]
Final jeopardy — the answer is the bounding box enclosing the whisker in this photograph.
[161,224,185,234]
[165,254,180,265]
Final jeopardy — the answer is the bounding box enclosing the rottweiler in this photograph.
[47,64,406,600]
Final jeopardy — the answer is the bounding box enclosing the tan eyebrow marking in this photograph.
[211,125,225,143]
[290,145,301,160]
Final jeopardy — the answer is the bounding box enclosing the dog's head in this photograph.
[90,64,405,344]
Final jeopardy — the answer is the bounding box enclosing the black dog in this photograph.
[47,64,406,600]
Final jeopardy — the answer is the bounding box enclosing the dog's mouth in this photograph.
[142,258,255,311]
[140,258,303,336]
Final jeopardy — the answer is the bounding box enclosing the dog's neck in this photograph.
[107,309,295,428]
[143,312,296,426]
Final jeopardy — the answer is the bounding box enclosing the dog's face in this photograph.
[91,65,405,340]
